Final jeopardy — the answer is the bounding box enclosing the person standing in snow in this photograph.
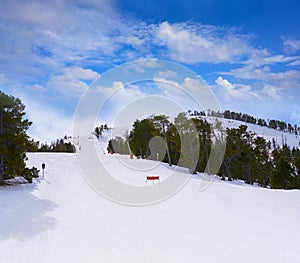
[42,163,46,177]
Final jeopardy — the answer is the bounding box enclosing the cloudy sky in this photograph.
[1,0,300,142]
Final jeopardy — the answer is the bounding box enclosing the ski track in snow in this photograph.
[0,125,300,262]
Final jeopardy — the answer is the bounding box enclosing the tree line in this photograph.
[32,138,76,153]
[189,109,300,135]
[108,112,300,190]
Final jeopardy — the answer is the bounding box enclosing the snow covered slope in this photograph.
[1,148,300,263]
[222,118,300,148]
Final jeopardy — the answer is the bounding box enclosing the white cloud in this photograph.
[181,78,204,94]
[153,77,211,111]
[48,67,100,96]
[1,1,299,137]
[127,59,161,73]
[82,80,186,133]
[0,0,143,79]
[288,60,300,66]
[283,38,300,54]
[215,76,260,101]
[223,65,300,87]
[262,85,281,100]
[154,77,182,96]
[0,0,117,30]
[60,67,100,83]
[22,98,74,143]
[156,21,252,64]
[126,36,145,47]
[155,70,178,79]
[244,49,300,67]
[92,81,147,124]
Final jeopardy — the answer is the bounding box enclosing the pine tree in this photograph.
[271,157,292,189]
[173,112,199,174]
[166,123,180,164]
[0,91,32,184]
[193,117,212,173]
[150,115,172,166]
[129,119,159,158]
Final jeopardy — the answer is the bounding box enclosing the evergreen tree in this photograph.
[166,123,181,165]
[150,115,172,166]
[0,91,33,184]
[173,112,199,174]
[107,110,300,189]
[220,125,270,184]
[94,126,101,139]
[271,157,292,189]
[108,136,129,154]
[193,117,212,173]
[129,119,159,158]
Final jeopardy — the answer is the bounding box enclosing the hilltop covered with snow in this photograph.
[223,118,300,148]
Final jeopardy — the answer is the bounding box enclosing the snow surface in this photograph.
[1,133,300,262]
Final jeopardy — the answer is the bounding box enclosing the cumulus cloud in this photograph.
[24,78,143,142]
[22,97,74,143]
[215,76,260,101]
[156,21,252,64]
[92,81,147,125]
[76,79,187,135]
[153,77,216,112]
[48,67,100,96]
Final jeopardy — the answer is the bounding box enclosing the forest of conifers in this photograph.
[107,112,300,190]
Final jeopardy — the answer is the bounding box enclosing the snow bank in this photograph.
[4,176,29,185]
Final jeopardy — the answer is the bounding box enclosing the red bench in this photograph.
[145,175,160,184]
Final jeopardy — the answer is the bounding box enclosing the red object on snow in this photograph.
[145,175,160,183]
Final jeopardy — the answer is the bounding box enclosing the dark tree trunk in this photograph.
[139,146,143,159]
[0,157,4,184]
[224,159,232,181]
[163,124,172,166]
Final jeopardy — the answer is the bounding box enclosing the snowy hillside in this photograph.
[222,118,300,148]
[1,131,300,262]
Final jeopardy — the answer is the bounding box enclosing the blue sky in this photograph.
[1,0,300,142]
